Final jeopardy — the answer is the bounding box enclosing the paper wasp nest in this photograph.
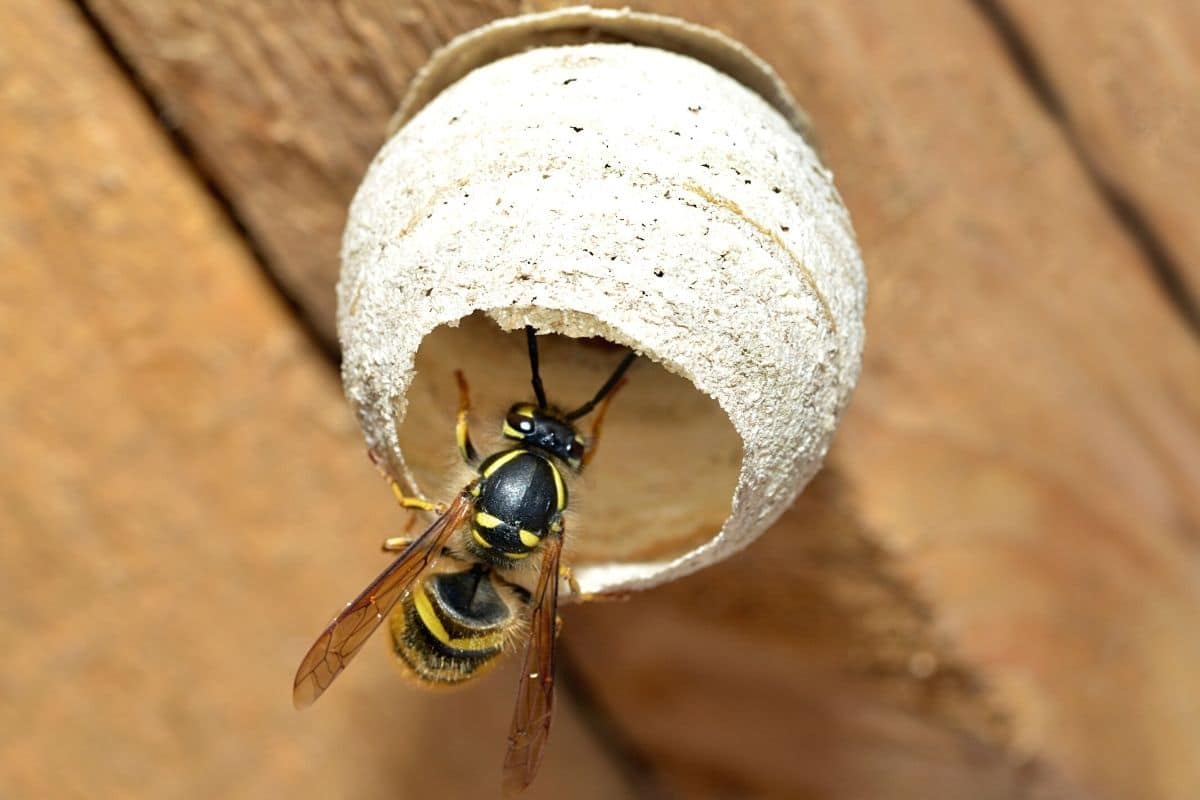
[339,8,866,597]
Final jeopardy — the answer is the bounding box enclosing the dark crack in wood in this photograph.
[971,0,1200,336]
[70,0,342,363]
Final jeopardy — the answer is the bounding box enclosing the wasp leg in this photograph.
[382,538,464,568]
[559,564,582,596]
[387,481,446,514]
[455,370,479,465]
[581,377,628,467]
[367,448,446,515]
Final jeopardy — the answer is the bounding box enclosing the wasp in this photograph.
[293,326,636,795]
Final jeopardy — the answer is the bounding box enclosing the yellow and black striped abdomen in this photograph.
[469,448,566,562]
[389,566,516,685]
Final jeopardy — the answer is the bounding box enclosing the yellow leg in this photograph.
[381,537,462,565]
[559,564,582,596]
[367,448,445,514]
[454,370,478,464]
[388,481,446,514]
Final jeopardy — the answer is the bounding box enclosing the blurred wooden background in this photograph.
[3,1,1198,798]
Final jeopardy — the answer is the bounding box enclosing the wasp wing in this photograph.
[292,491,473,709]
[501,533,563,796]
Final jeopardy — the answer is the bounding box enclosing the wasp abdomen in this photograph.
[390,567,512,684]
[471,449,566,559]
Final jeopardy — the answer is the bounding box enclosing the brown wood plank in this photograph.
[0,2,629,798]
[73,1,1200,799]
[988,0,1200,319]
[557,2,1200,798]
[79,0,518,344]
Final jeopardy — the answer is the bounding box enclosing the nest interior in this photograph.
[395,312,742,567]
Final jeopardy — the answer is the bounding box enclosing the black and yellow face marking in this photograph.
[389,565,523,685]
[501,403,585,470]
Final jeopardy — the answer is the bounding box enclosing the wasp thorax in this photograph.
[502,404,584,468]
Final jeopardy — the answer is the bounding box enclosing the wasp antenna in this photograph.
[566,350,637,420]
[525,325,549,409]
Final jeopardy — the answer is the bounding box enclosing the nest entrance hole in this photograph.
[396,312,741,567]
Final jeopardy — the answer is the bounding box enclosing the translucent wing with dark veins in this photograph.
[501,533,563,796]
[292,491,473,708]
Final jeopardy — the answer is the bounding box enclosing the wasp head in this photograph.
[502,403,584,469]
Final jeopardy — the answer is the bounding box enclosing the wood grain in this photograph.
[991,0,1200,316]
[0,2,629,797]
[42,1,1200,798]
[80,0,520,344]
[568,470,1113,799]
[557,3,1200,798]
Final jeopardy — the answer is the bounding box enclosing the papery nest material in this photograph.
[339,7,867,597]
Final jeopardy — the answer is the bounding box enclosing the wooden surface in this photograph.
[6,1,1200,799]
[990,0,1200,315]
[0,3,628,798]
